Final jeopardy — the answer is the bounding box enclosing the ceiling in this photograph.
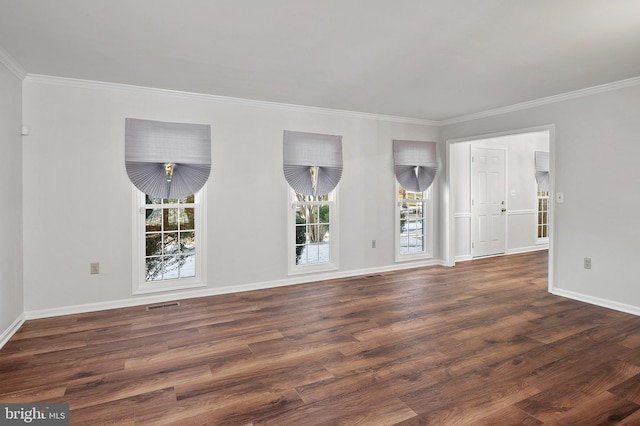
[1,0,639,122]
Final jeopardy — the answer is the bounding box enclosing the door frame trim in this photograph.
[444,124,556,294]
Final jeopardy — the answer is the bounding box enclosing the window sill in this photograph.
[288,262,339,276]
[395,252,433,263]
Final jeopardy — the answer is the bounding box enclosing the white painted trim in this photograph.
[23,74,438,126]
[455,254,473,262]
[0,45,26,80]
[24,259,442,320]
[440,76,640,126]
[445,124,555,294]
[23,73,640,127]
[454,212,471,218]
[506,245,549,255]
[0,313,26,350]
[507,209,536,216]
[552,288,640,317]
[457,242,547,261]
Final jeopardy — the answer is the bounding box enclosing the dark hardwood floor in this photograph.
[3,251,640,425]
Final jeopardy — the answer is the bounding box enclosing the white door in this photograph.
[471,147,506,257]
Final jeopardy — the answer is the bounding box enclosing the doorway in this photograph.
[445,125,554,291]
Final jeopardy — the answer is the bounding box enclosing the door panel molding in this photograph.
[471,146,506,257]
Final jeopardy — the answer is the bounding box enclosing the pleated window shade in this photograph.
[535,151,550,192]
[283,130,343,196]
[125,118,211,199]
[393,140,438,192]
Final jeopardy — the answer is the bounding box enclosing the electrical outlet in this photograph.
[90,262,100,275]
[371,240,376,249]
[584,258,591,270]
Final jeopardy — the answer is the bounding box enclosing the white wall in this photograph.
[17,73,640,322]
[22,77,439,315]
[0,61,24,342]
[451,132,549,260]
[441,83,640,314]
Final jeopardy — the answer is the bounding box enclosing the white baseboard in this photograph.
[24,259,443,320]
[0,313,26,350]
[454,245,548,264]
[552,288,640,317]
[506,244,549,255]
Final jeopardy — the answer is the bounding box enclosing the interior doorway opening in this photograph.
[445,125,554,291]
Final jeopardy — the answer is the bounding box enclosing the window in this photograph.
[537,186,550,242]
[132,188,206,294]
[283,130,342,275]
[392,139,437,261]
[289,189,338,273]
[396,183,432,261]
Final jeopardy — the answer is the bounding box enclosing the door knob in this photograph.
[501,208,507,212]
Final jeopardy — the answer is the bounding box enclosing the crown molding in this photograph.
[24,74,438,126]
[439,75,640,126]
[0,45,26,80]
[23,73,640,127]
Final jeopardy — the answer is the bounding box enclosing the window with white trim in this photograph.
[392,139,437,261]
[537,186,550,243]
[396,183,433,261]
[132,188,206,294]
[289,189,338,273]
[283,130,342,275]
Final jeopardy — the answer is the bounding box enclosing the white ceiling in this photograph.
[1,0,640,121]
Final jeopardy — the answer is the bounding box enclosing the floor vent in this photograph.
[365,274,383,279]
[146,302,180,311]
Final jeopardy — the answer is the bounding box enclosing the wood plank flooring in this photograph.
[3,251,640,424]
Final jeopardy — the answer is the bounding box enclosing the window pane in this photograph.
[308,225,321,243]
[293,193,332,268]
[163,256,180,279]
[319,242,330,263]
[164,208,179,231]
[163,232,179,254]
[146,257,163,281]
[180,255,196,278]
[146,195,162,205]
[141,192,199,287]
[146,209,162,232]
[536,185,550,240]
[180,208,195,230]
[146,233,162,256]
[306,244,320,264]
[398,185,427,256]
[180,231,195,253]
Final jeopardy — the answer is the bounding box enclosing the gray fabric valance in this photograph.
[125,118,211,199]
[283,130,343,196]
[393,140,438,192]
[535,151,550,192]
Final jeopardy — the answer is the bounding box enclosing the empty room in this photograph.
[2,1,640,424]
